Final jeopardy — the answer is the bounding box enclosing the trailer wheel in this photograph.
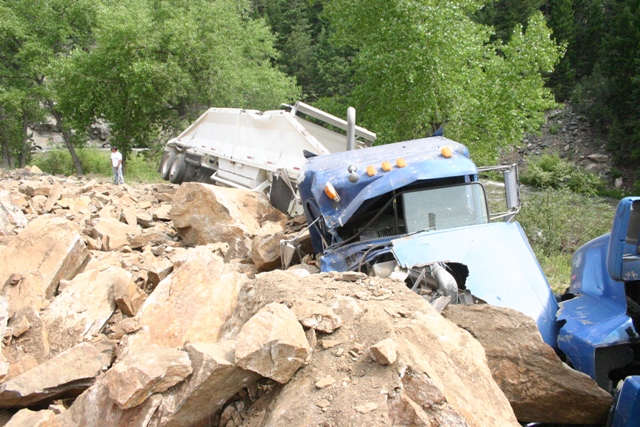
[169,154,187,184]
[183,164,197,182]
[160,151,176,180]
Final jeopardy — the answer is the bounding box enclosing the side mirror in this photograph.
[504,165,520,211]
[607,197,640,282]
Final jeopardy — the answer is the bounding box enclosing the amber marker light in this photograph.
[396,158,407,168]
[366,165,377,176]
[441,146,452,158]
[324,182,341,202]
[381,161,392,171]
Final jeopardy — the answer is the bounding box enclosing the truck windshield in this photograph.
[402,183,488,233]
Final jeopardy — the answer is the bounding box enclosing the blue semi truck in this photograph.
[292,132,640,425]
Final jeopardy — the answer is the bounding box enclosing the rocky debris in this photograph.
[169,183,287,260]
[444,304,613,425]
[235,303,311,384]
[150,340,259,427]
[0,339,113,408]
[103,345,192,410]
[0,169,619,426]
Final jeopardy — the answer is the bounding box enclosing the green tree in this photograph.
[0,0,97,172]
[325,0,561,163]
[474,0,546,42]
[50,0,300,160]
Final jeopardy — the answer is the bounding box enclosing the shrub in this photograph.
[521,154,603,196]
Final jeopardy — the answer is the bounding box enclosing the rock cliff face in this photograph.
[0,168,612,426]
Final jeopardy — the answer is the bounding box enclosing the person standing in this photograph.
[111,147,124,185]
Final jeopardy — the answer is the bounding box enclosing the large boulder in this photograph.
[120,247,249,356]
[170,183,286,260]
[0,216,89,300]
[0,339,113,409]
[222,271,520,427]
[443,304,613,424]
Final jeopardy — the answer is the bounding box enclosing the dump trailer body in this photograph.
[297,136,559,349]
[558,197,640,426]
[159,102,375,216]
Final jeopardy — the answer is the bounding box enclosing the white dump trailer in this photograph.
[159,101,376,215]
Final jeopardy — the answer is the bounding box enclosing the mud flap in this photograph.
[270,170,296,214]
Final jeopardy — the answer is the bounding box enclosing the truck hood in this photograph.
[391,222,559,348]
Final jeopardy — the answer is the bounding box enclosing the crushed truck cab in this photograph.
[558,197,640,425]
[297,136,560,348]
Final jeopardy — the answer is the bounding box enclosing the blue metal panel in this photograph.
[298,137,477,229]
[389,222,560,348]
[608,197,640,282]
[611,376,640,427]
[557,233,637,378]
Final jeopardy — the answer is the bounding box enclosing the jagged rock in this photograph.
[103,345,192,410]
[0,216,89,300]
[41,266,124,355]
[42,182,63,214]
[235,303,311,384]
[107,317,141,340]
[228,271,519,427]
[91,217,140,251]
[369,338,398,365]
[5,408,56,427]
[0,339,113,409]
[50,380,163,427]
[250,229,284,271]
[170,183,286,260]
[443,304,613,424]
[291,300,342,333]
[121,247,248,355]
[113,276,146,317]
[150,340,260,427]
[18,181,51,197]
[2,272,47,318]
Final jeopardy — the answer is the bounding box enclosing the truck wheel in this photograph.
[183,164,197,182]
[169,154,187,184]
[160,151,176,180]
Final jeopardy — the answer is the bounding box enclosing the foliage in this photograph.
[518,189,616,292]
[324,0,561,164]
[49,0,300,159]
[520,154,603,195]
[31,148,163,183]
[473,0,546,42]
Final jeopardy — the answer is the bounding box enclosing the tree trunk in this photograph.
[18,110,29,168]
[46,100,83,175]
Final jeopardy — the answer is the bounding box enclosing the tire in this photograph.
[160,151,176,180]
[183,163,197,182]
[169,154,187,184]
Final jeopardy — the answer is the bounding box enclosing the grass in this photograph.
[30,148,164,183]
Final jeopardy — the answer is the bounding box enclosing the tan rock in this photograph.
[113,277,146,317]
[150,340,260,427]
[170,183,286,260]
[2,272,46,317]
[121,248,247,355]
[107,317,141,340]
[250,231,284,271]
[0,340,113,409]
[3,307,49,379]
[443,304,613,425]
[291,299,342,333]
[42,266,124,355]
[0,216,89,300]
[369,338,398,365]
[42,182,63,214]
[151,204,172,221]
[235,303,310,384]
[5,408,56,427]
[104,345,191,410]
[91,217,140,251]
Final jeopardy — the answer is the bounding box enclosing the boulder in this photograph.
[0,339,113,409]
[369,338,398,365]
[235,303,310,384]
[41,266,124,355]
[120,247,248,355]
[0,216,89,300]
[226,271,520,427]
[91,217,140,251]
[103,345,192,410]
[3,306,49,379]
[149,341,260,427]
[5,408,56,427]
[170,183,286,260]
[443,304,613,424]
[291,299,342,333]
[113,277,146,317]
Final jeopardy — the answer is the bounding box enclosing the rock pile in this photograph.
[0,168,613,426]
